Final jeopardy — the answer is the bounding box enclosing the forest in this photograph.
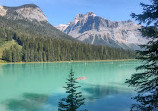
[0,20,136,62]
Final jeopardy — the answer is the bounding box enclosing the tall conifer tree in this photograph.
[126,0,158,110]
[58,68,86,111]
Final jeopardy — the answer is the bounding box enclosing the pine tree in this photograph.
[58,68,86,111]
[126,0,158,110]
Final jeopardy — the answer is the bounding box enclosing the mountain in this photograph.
[0,4,47,22]
[0,4,75,40]
[56,12,147,50]
[0,4,136,62]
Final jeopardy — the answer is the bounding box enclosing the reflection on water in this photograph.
[2,93,75,111]
[1,84,135,111]
[81,84,135,111]
[3,93,49,111]
[82,83,133,102]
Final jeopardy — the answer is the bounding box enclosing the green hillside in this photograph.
[0,5,136,63]
[0,15,76,41]
[1,31,136,62]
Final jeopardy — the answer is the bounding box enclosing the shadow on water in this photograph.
[3,93,49,111]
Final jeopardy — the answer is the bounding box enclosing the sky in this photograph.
[0,0,151,26]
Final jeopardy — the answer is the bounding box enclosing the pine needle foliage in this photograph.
[126,0,158,110]
[58,68,86,111]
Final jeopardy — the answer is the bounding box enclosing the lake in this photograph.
[0,60,140,111]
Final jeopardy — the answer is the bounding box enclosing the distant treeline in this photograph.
[0,25,136,62]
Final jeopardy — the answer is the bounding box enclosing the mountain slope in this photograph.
[56,12,147,50]
[0,4,47,22]
[0,4,136,62]
[0,4,75,41]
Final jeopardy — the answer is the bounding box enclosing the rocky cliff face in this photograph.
[56,12,147,50]
[0,4,47,22]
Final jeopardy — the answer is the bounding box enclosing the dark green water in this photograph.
[0,61,140,111]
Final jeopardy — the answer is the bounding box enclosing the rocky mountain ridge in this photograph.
[56,12,146,50]
[0,4,75,40]
[0,4,47,22]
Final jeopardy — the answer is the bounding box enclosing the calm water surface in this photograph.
[0,61,140,111]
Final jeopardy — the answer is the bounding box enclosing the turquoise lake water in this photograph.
[0,60,140,111]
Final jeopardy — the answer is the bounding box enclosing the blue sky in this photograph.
[0,0,150,26]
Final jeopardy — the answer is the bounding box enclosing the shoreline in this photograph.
[0,59,137,64]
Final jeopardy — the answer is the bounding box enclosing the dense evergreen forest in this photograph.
[0,19,136,62]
